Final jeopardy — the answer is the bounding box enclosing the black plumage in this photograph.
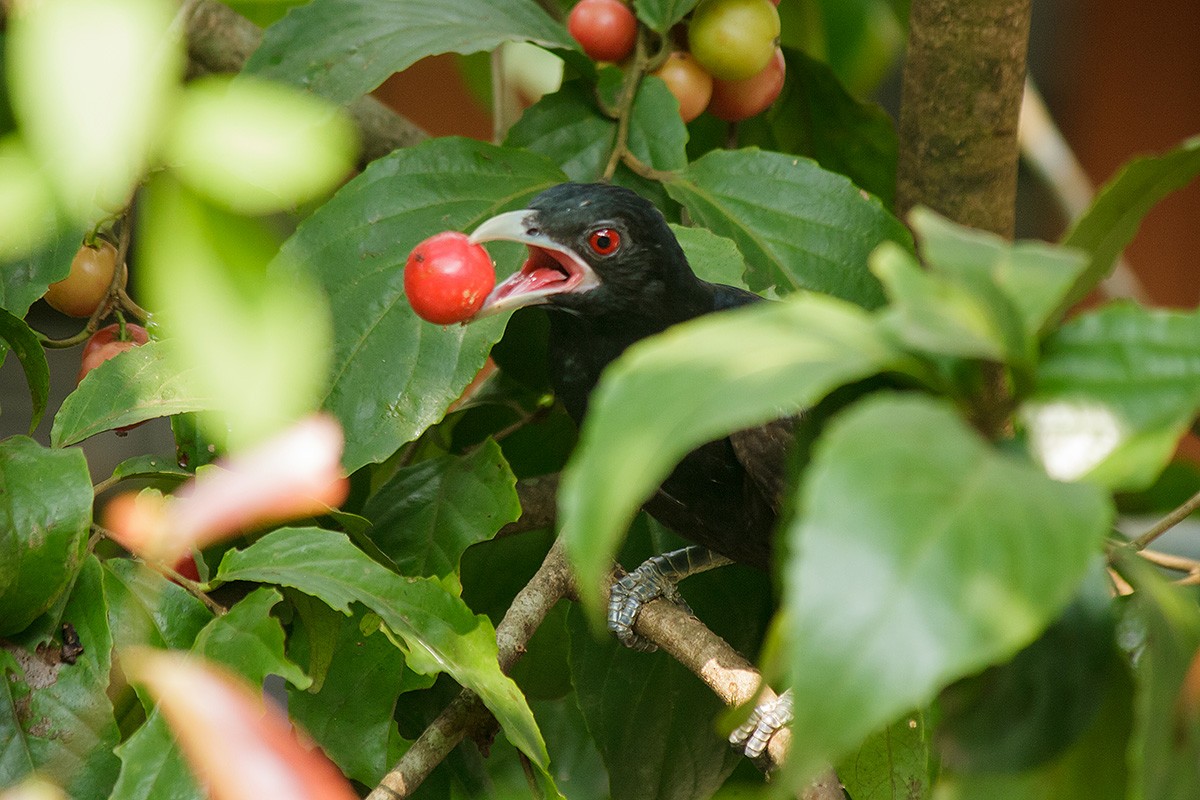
[469,182,787,570]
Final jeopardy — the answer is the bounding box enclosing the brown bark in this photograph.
[896,0,1033,238]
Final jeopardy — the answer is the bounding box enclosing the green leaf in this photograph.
[0,218,81,317]
[51,339,221,447]
[1,556,121,798]
[361,440,521,579]
[664,148,908,304]
[935,562,1117,772]
[779,394,1111,786]
[288,606,412,785]
[672,224,749,289]
[0,307,49,434]
[0,437,91,636]
[559,294,913,617]
[719,47,898,206]
[277,137,566,471]
[245,0,573,104]
[110,710,199,800]
[1021,302,1200,491]
[192,587,310,689]
[837,710,934,800]
[140,175,332,448]
[634,0,699,32]
[910,208,1089,338]
[102,559,212,651]
[7,0,181,222]
[107,454,192,487]
[214,527,548,766]
[504,76,686,208]
[166,75,358,215]
[1059,135,1200,314]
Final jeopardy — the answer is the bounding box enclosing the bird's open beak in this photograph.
[466,209,600,320]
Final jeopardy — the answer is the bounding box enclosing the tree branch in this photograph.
[180,0,427,165]
[896,0,1033,239]
[368,538,842,800]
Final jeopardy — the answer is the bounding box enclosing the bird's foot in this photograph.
[608,555,694,653]
[729,689,793,760]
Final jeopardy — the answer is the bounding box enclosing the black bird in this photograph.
[467,182,793,756]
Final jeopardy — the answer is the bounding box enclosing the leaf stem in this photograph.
[601,31,649,181]
[1132,486,1200,550]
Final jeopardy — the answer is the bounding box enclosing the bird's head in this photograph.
[468,183,697,321]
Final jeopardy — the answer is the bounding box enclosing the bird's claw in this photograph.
[608,560,693,652]
[729,689,793,760]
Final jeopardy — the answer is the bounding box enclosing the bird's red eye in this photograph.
[588,228,621,256]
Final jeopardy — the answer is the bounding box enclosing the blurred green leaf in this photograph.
[0,307,49,434]
[559,294,914,618]
[276,137,565,471]
[1021,302,1200,491]
[166,75,358,215]
[289,607,412,785]
[245,0,573,103]
[665,149,908,304]
[779,394,1111,787]
[214,527,548,767]
[910,208,1088,338]
[52,340,221,447]
[139,176,332,448]
[361,440,521,579]
[936,562,1117,772]
[1058,135,1200,315]
[808,0,905,96]
[7,0,180,222]
[0,438,91,637]
[635,0,699,32]
[0,135,57,260]
[1,557,122,798]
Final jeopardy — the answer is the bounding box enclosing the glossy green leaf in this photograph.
[51,339,221,447]
[110,711,198,800]
[0,219,81,317]
[910,208,1088,338]
[779,394,1111,786]
[672,224,749,289]
[559,294,913,617]
[1,557,121,798]
[245,0,573,104]
[289,607,412,785]
[140,176,332,448]
[166,75,358,215]
[214,527,547,766]
[7,0,181,222]
[838,710,933,800]
[0,438,91,636]
[102,559,212,651]
[1058,135,1200,314]
[634,0,699,32]
[0,307,49,434]
[1021,302,1200,491]
[193,587,310,689]
[361,440,521,579]
[664,149,908,304]
[276,137,565,470]
[722,48,898,206]
[107,454,192,487]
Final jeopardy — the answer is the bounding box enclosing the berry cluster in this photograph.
[568,0,784,123]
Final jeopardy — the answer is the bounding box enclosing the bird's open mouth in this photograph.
[466,209,600,319]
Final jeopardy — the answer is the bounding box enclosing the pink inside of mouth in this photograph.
[493,247,573,300]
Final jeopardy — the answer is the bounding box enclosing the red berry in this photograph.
[652,52,713,123]
[79,323,150,384]
[568,0,638,63]
[405,232,496,325]
[707,47,786,121]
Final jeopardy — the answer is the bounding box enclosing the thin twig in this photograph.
[1137,548,1200,574]
[1132,487,1200,550]
[601,32,649,180]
